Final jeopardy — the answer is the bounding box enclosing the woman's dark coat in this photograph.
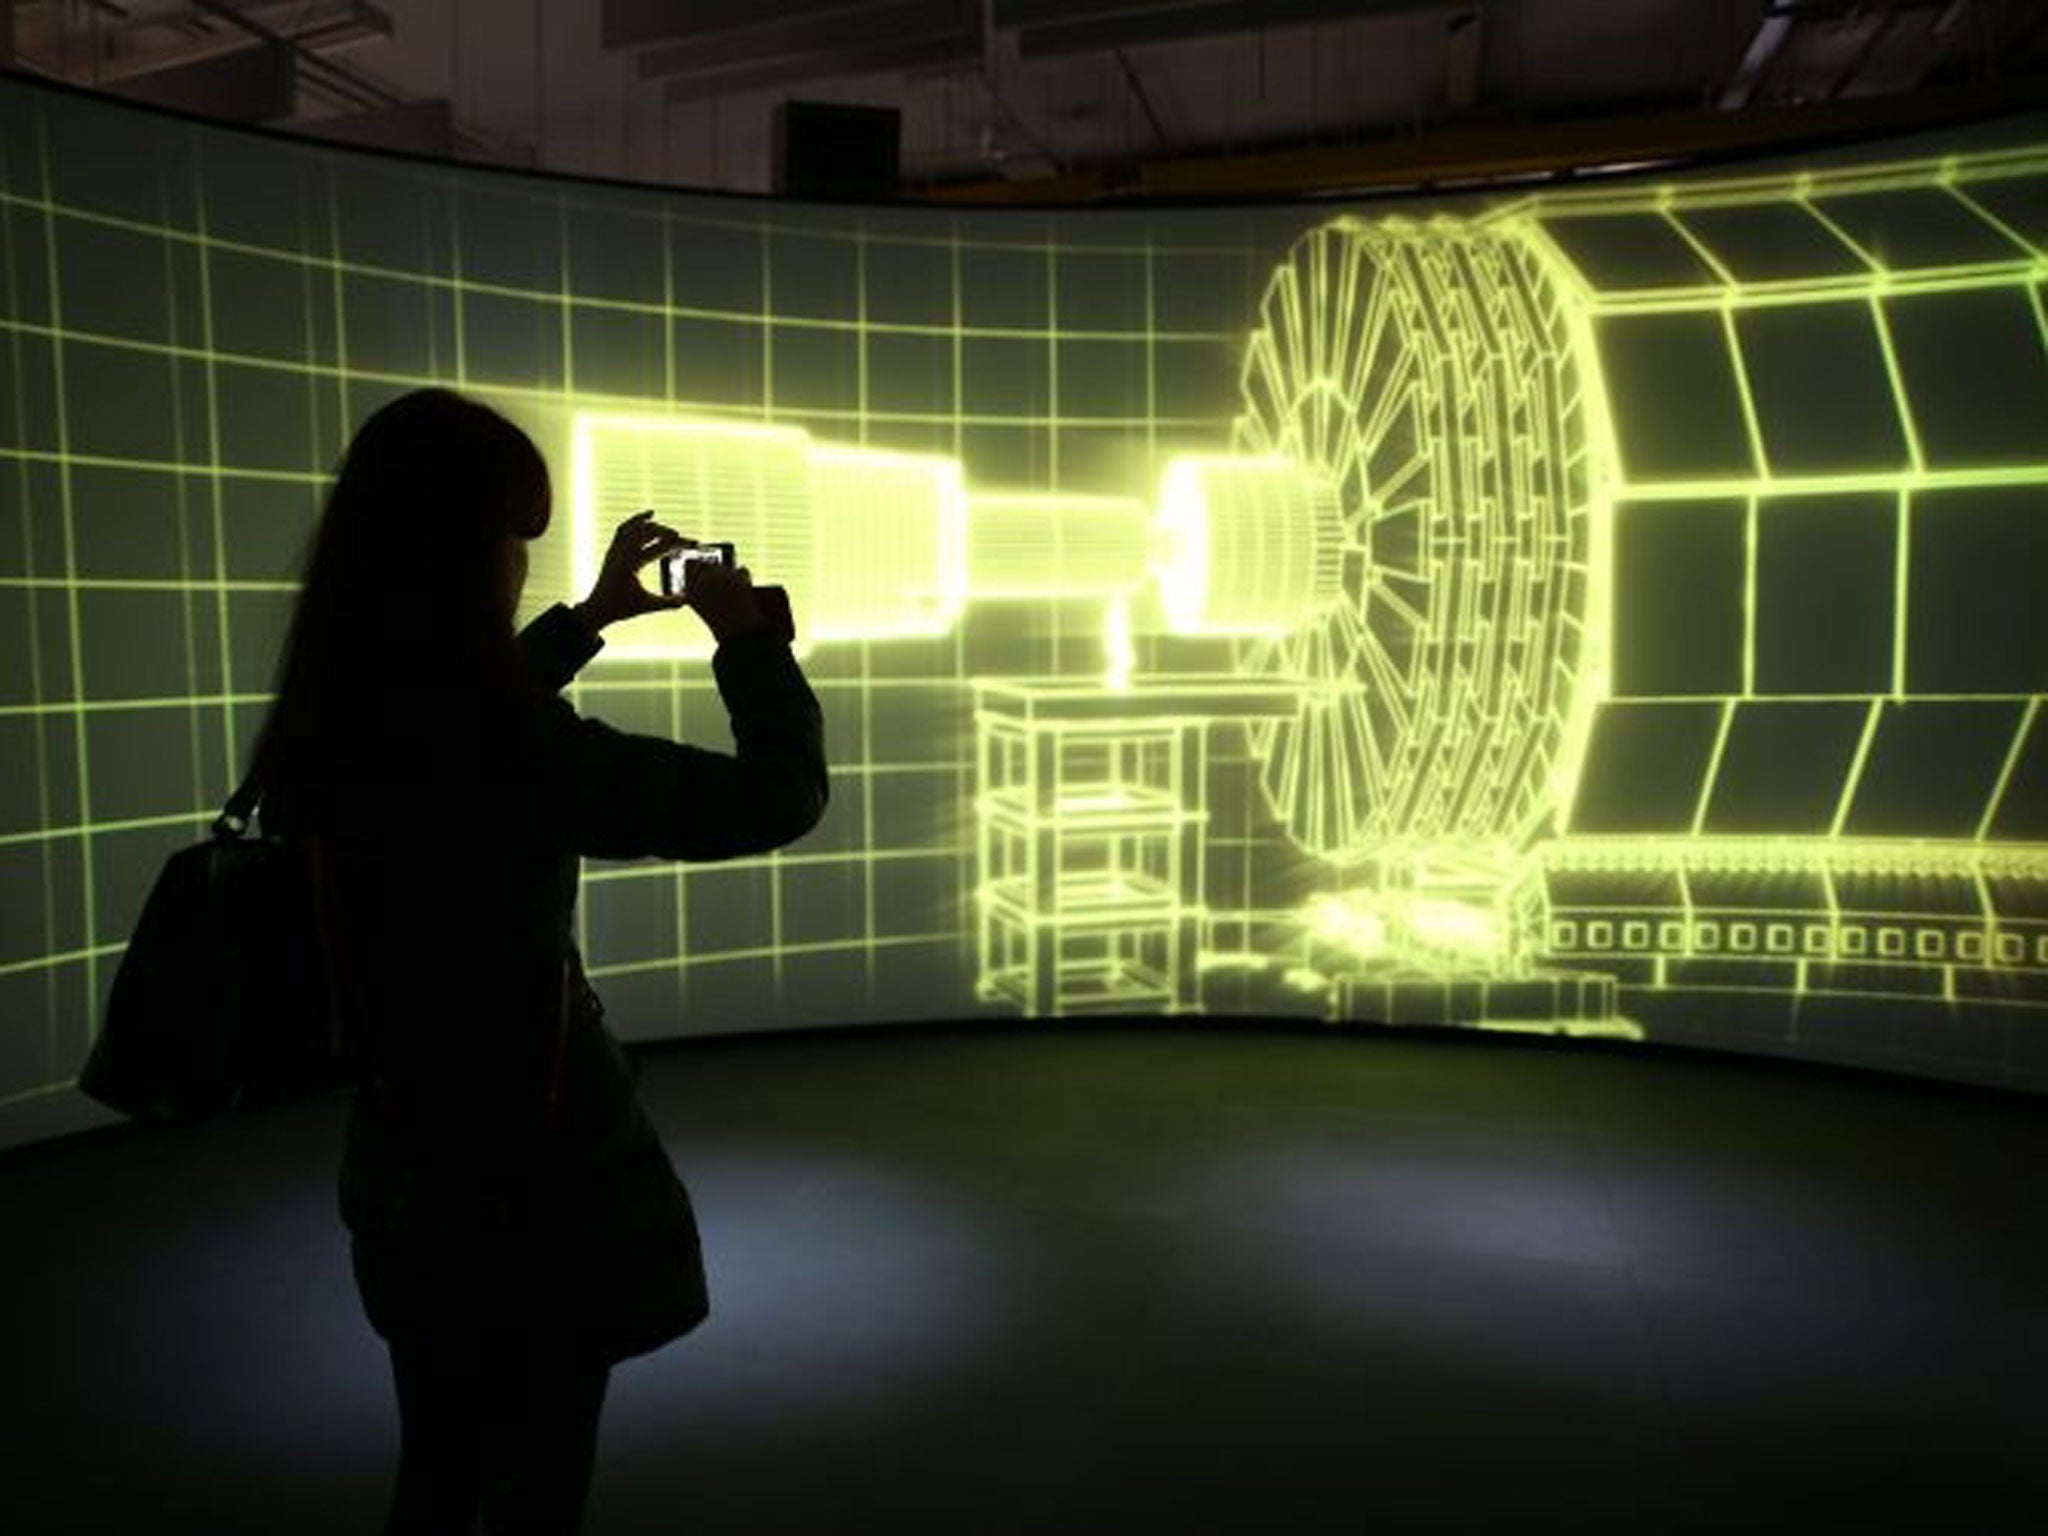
[262,604,828,1365]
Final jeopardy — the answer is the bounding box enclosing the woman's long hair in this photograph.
[250,388,551,824]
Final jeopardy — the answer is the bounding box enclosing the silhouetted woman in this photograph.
[249,388,827,1534]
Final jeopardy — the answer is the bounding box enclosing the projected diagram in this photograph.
[572,146,2048,1037]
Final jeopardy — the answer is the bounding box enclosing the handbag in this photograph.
[75,758,368,1125]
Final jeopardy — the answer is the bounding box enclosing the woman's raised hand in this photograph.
[683,559,770,643]
[576,509,770,643]
[576,509,691,632]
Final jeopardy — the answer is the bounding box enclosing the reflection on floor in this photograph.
[2,1023,2044,1534]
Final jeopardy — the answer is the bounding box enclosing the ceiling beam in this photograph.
[1113,46,1168,147]
[603,0,908,52]
[176,0,397,114]
[633,1,970,80]
[1006,0,1440,60]
[911,71,2048,202]
[661,30,976,105]
[1718,7,1796,110]
[1824,3,1903,100]
[90,4,390,84]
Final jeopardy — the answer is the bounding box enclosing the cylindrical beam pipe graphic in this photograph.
[569,149,2048,879]
[570,414,1342,657]
[966,492,1152,600]
[1154,456,1347,636]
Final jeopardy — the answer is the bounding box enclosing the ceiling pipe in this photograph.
[1718,6,1797,109]
[916,69,2048,203]
[1824,2,1901,100]
[87,4,388,88]
[114,2,516,161]
[1114,46,1168,147]
[972,0,1068,175]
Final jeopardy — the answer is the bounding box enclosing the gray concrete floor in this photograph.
[4,1022,2045,1534]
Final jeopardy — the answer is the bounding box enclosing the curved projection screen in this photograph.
[3,75,2048,1145]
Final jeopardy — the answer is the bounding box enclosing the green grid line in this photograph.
[1979,696,2041,840]
[1893,489,1910,699]
[4,153,61,1084]
[1580,266,2041,312]
[659,203,688,1020]
[591,930,963,979]
[37,105,97,1033]
[855,220,877,1001]
[1692,700,1737,835]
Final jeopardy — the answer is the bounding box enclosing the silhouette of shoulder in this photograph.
[512,605,828,864]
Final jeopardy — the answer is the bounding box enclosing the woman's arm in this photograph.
[529,627,828,862]
[515,602,606,695]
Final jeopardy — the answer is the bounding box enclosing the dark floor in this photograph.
[3,1022,2046,1535]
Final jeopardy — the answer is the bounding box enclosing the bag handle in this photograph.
[227,738,568,1135]
[236,723,389,1101]
[211,741,268,842]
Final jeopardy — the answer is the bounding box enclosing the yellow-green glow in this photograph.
[1307,893,1390,960]
[806,445,967,641]
[1232,216,1597,870]
[973,680,1214,1015]
[1407,900,1504,961]
[7,64,2048,1121]
[964,491,1152,599]
[573,413,815,656]
[1152,455,1345,636]
[1102,598,1134,692]
[1531,838,2048,1005]
[422,145,2048,1037]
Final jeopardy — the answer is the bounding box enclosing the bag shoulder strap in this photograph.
[306,830,392,1100]
[212,740,268,841]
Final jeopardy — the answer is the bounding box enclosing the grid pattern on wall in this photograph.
[9,76,2048,1138]
[0,78,1286,1116]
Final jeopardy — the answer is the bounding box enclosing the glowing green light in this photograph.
[558,145,2048,1036]
[9,73,2047,1107]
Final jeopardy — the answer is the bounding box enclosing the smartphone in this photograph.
[658,540,794,643]
[658,540,735,598]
